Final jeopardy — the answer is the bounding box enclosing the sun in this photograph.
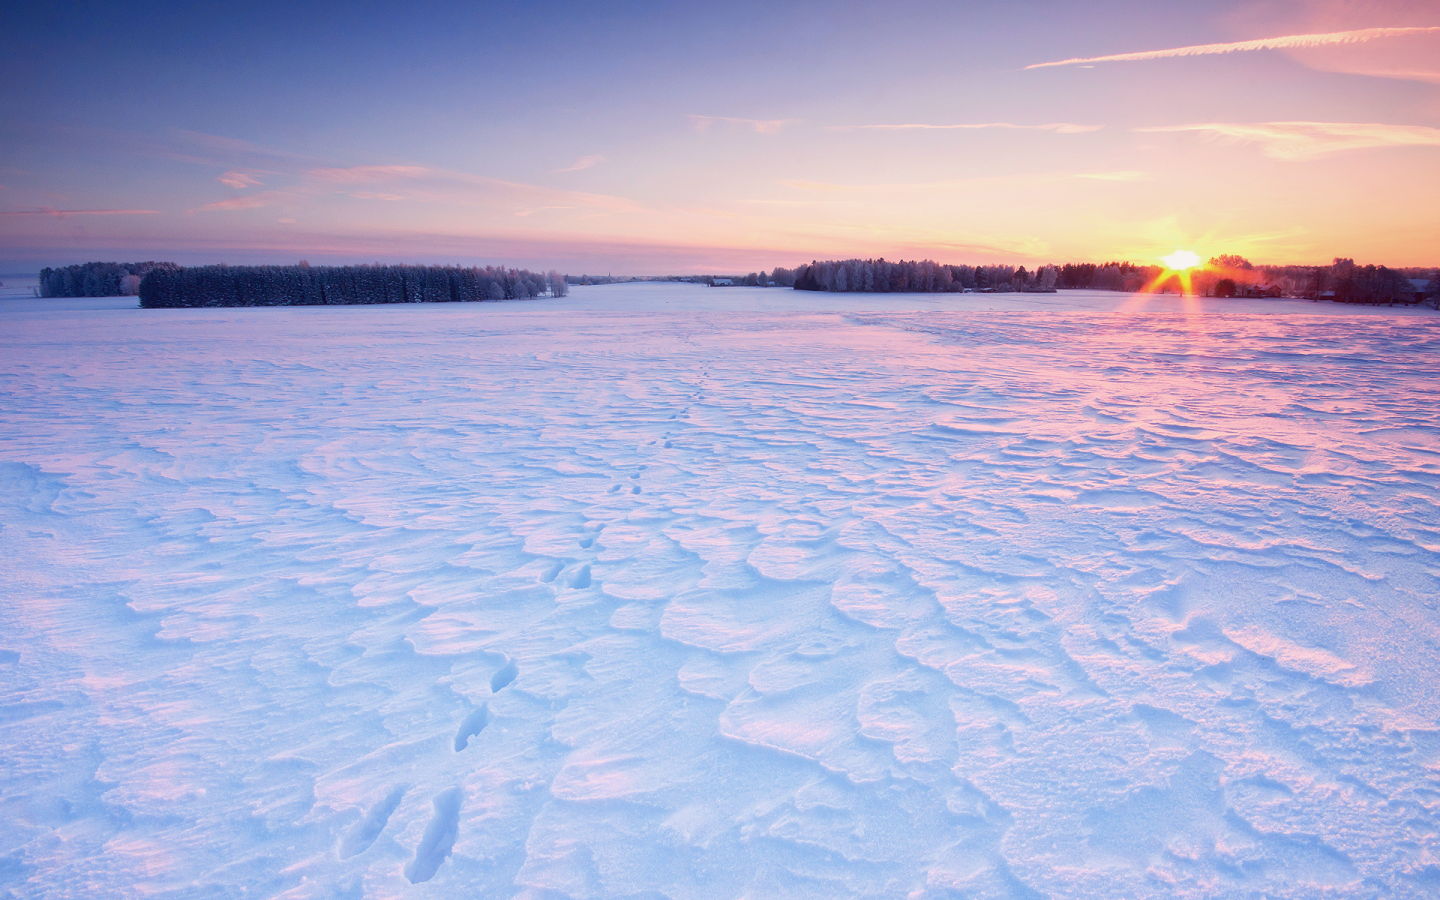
[1139,249,1204,298]
[1161,249,1201,270]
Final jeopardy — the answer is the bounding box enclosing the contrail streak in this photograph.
[1025,26,1440,69]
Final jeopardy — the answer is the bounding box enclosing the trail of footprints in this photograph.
[337,656,520,883]
[338,786,406,860]
[404,788,463,885]
[388,518,604,883]
[323,345,1435,893]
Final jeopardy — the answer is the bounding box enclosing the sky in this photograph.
[2,0,1438,274]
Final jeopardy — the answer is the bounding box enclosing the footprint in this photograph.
[579,536,594,549]
[453,705,490,751]
[663,441,672,448]
[539,561,564,583]
[608,484,622,494]
[339,786,406,859]
[490,659,518,693]
[404,787,463,884]
[571,564,592,589]
[630,472,640,479]
[631,485,641,495]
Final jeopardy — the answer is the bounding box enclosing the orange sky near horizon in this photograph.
[2,0,1437,273]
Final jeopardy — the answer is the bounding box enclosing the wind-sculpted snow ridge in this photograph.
[2,285,1439,899]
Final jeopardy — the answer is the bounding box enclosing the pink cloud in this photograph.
[191,164,643,218]
[780,180,863,192]
[1137,121,1440,159]
[831,122,1101,134]
[306,165,430,184]
[194,191,293,211]
[219,171,262,189]
[169,128,322,164]
[1075,171,1149,180]
[0,207,159,217]
[689,115,793,134]
[555,155,607,173]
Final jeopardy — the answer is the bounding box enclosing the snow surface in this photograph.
[2,283,1440,899]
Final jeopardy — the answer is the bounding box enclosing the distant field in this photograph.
[0,276,38,300]
[3,283,1439,898]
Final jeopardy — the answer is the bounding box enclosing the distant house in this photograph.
[1410,278,1431,304]
[710,278,734,286]
[1239,283,1283,298]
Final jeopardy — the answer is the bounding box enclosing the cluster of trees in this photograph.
[786,256,1438,305]
[1191,256,1436,305]
[1056,262,1160,292]
[565,274,647,285]
[1314,261,1427,306]
[563,272,797,286]
[739,269,798,287]
[138,264,566,308]
[792,259,1061,293]
[717,272,774,287]
[694,270,798,287]
[40,261,179,298]
[563,271,801,287]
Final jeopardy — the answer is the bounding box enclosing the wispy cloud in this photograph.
[1026,26,1440,69]
[307,165,429,184]
[193,160,641,216]
[219,171,263,189]
[1076,170,1148,180]
[830,122,1101,133]
[1138,121,1440,160]
[195,191,295,211]
[781,180,864,192]
[156,128,327,167]
[780,170,1089,193]
[174,129,284,156]
[689,115,793,134]
[554,155,606,173]
[0,207,159,217]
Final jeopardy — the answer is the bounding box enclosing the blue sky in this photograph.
[3,0,1438,272]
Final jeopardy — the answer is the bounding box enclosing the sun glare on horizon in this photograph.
[1161,249,1202,270]
[1136,248,1205,300]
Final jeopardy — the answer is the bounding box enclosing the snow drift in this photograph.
[1,284,1438,898]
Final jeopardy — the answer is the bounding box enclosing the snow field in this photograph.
[2,284,1439,899]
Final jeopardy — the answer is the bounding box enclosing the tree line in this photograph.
[137,263,567,308]
[793,259,1063,293]
[38,256,1440,307]
[788,256,1438,305]
[1056,262,1161,292]
[40,261,179,298]
[564,272,801,286]
[1193,256,1434,306]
